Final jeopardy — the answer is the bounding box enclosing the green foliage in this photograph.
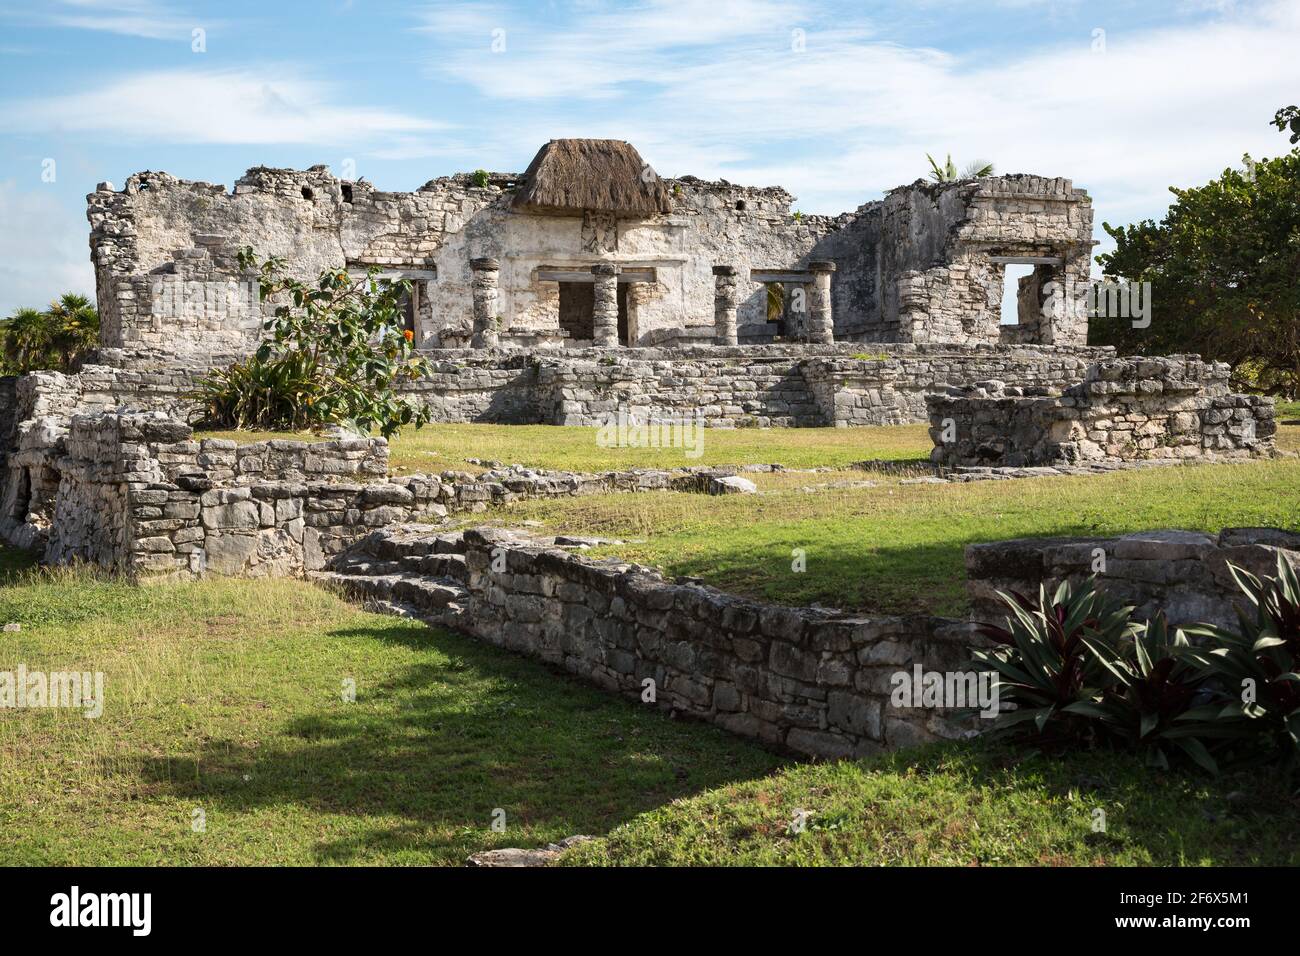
[1094,109,1300,397]
[1182,555,1300,774]
[471,168,490,188]
[972,580,1141,749]
[196,250,431,438]
[0,293,99,373]
[1274,104,1300,144]
[975,560,1300,778]
[926,153,995,182]
[765,283,785,322]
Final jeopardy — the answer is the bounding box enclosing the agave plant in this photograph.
[971,578,1139,747]
[1181,555,1300,771]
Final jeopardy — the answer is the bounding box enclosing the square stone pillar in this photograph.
[470,257,500,347]
[591,263,621,347]
[712,265,739,346]
[807,260,836,344]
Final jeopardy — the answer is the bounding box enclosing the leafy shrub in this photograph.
[196,250,430,438]
[974,557,1300,778]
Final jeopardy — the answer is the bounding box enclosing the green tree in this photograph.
[926,153,995,182]
[43,293,99,369]
[1094,111,1300,397]
[196,250,432,437]
[0,294,100,374]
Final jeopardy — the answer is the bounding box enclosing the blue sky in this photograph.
[1,0,1297,317]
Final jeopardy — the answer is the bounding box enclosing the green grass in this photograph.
[0,560,783,865]
[492,457,1300,616]
[3,555,1294,868]
[196,423,933,474]
[561,740,1300,866]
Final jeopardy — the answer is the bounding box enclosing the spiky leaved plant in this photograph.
[972,579,1139,749]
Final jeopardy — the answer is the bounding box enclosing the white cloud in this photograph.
[0,67,444,147]
[31,1,200,40]
[0,182,95,319]
[415,0,1300,229]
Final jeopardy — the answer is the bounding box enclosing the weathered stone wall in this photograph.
[409,343,1117,428]
[876,176,1093,347]
[928,356,1275,467]
[13,343,1118,431]
[320,525,976,759]
[25,411,765,574]
[87,154,1092,354]
[966,527,1300,632]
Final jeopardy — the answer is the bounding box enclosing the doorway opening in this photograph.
[558,282,595,341]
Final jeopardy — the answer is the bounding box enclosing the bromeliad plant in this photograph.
[197,249,431,438]
[971,579,1140,749]
[1084,613,1220,773]
[1181,555,1300,773]
[973,557,1300,778]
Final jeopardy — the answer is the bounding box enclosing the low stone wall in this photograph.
[8,343,1119,434]
[319,525,978,759]
[928,356,1275,466]
[17,410,767,573]
[966,527,1300,631]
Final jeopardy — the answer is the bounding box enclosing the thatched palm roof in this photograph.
[512,139,673,217]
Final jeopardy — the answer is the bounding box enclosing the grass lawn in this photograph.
[491,457,1300,616]
[2,549,1294,867]
[197,422,933,474]
[0,553,782,865]
[561,740,1300,866]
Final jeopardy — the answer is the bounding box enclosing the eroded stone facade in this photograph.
[86,142,1093,354]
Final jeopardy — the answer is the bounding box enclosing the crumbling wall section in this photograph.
[928,357,1276,466]
[967,528,1300,632]
[877,176,1093,347]
[323,526,977,758]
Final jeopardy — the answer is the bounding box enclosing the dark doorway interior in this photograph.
[558,280,631,344]
[617,282,630,345]
[558,282,595,340]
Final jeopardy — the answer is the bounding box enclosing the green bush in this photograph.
[974,556,1300,778]
[195,250,431,438]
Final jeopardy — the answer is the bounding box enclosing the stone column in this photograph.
[470,257,500,348]
[591,263,621,347]
[712,265,739,346]
[807,260,836,344]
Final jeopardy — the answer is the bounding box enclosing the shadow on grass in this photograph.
[0,545,40,588]
[131,618,786,865]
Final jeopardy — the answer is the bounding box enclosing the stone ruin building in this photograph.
[0,137,1275,563]
[86,138,1097,354]
[0,138,1283,760]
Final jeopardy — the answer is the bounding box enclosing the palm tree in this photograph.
[1,293,99,373]
[926,153,996,182]
[1,307,53,371]
[44,293,99,369]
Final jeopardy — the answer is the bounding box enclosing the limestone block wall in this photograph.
[87,156,1092,355]
[43,412,396,577]
[928,356,1275,467]
[26,411,769,574]
[875,176,1093,347]
[966,528,1300,632]
[328,526,977,758]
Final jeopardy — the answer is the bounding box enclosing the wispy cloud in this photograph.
[0,67,445,147]
[25,1,202,40]
[413,0,1300,225]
